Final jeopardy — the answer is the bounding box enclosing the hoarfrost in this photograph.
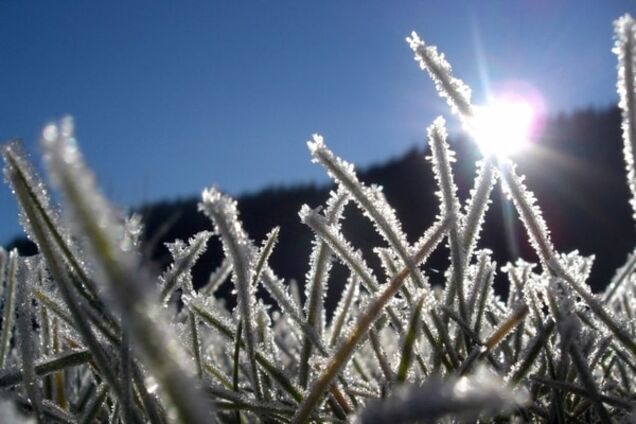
[159,230,212,303]
[406,32,473,119]
[614,15,636,222]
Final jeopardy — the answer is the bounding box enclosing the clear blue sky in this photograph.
[1,0,634,243]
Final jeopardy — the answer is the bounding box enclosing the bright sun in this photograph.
[468,98,536,158]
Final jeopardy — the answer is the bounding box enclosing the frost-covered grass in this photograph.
[1,13,635,424]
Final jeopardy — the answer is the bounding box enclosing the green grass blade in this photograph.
[396,295,425,383]
[41,118,213,423]
[0,349,90,388]
[16,262,44,423]
[292,219,447,423]
[0,250,18,368]
[79,382,109,424]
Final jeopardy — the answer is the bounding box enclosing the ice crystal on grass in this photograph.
[308,135,427,290]
[160,230,212,304]
[0,250,18,369]
[605,247,636,303]
[40,117,212,423]
[462,159,497,259]
[300,188,349,387]
[200,258,232,296]
[428,117,470,322]
[300,204,381,295]
[428,117,461,222]
[199,187,263,399]
[121,213,143,252]
[2,141,67,250]
[615,14,636,222]
[407,32,473,119]
[1,11,636,424]
[15,259,43,423]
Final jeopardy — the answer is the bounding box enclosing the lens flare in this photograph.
[468,98,536,158]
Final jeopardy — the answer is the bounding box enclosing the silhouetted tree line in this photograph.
[7,106,634,312]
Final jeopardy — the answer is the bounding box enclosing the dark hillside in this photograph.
[7,107,634,311]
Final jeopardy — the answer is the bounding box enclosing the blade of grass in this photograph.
[308,135,428,291]
[16,261,44,423]
[3,142,114,329]
[6,156,130,415]
[508,319,555,385]
[184,294,303,403]
[0,349,90,388]
[39,305,53,400]
[329,275,359,348]
[300,189,348,388]
[42,118,212,423]
[199,188,263,400]
[232,319,243,423]
[462,158,497,259]
[199,259,232,297]
[459,304,528,374]
[0,250,18,368]
[428,118,468,322]
[299,205,405,332]
[500,162,636,357]
[531,376,634,410]
[368,327,394,382]
[396,295,425,383]
[79,382,108,424]
[615,15,636,222]
[292,218,447,423]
